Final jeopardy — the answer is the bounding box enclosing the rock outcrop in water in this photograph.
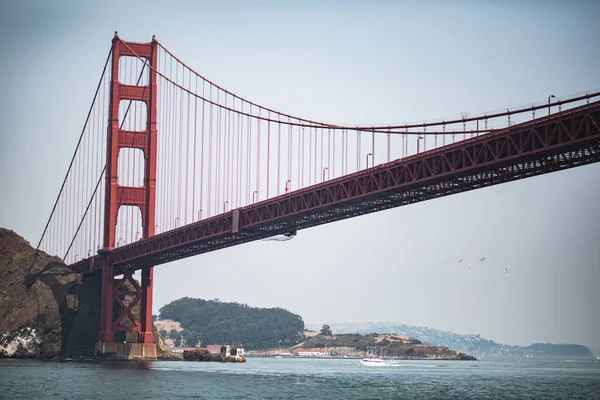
[0,228,165,359]
[182,347,246,362]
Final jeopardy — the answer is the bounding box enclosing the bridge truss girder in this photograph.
[70,100,600,273]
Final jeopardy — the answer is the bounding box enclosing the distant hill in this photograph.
[306,322,594,358]
[301,332,475,360]
[159,298,305,350]
[587,345,600,357]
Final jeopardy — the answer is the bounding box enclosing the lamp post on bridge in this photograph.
[285,179,291,193]
[253,190,258,203]
[416,136,423,154]
[224,201,229,212]
[548,94,556,116]
[366,153,373,169]
[175,217,180,228]
[197,210,202,221]
[322,167,328,182]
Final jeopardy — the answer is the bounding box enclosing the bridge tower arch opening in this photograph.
[97,33,158,359]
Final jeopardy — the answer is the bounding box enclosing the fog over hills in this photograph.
[305,322,595,358]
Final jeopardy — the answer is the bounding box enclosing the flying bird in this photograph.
[457,259,463,263]
[503,268,510,275]
[468,264,472,269]
[480,257,486,262]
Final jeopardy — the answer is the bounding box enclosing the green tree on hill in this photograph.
[169,329,181,346]
[320,324,333,336]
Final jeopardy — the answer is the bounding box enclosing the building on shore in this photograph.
[220,345,245,360]
[297,348,331,357]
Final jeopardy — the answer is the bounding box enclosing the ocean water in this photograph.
[0,357,598,399]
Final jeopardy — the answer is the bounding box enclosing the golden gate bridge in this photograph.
[33,33,600,359]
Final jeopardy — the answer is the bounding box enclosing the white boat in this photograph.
[359,357,392,366]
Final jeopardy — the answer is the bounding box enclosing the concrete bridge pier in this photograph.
[95,250,157,360]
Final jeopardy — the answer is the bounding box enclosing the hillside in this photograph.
[306,322,594,358]
[301,332,475,360]
[302,332,422,349]
[159,297,305,349]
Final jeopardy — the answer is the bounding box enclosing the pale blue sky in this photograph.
[1,0,599,347]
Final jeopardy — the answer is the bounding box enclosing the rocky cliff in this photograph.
[0,228,165,358]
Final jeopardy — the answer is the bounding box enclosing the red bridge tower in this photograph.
[96,33,158,359]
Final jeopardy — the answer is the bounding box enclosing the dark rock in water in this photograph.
[183,348,219,361]
[158,351,184,361]
[0,228,165,359]
[457,353,477,360]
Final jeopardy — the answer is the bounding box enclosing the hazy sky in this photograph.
[1,0,599,348]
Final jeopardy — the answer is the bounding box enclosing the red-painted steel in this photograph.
[68,100,599,274]
[98,34,158,346]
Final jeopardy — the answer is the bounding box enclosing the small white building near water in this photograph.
[220,345,245,360]
[206,344,245,359]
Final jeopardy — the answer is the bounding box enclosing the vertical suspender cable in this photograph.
[200,80,206,220]
[320,128,324,182]
[288,118,292,189]
[192,75,198,222]
[228,102,233,207]
[277,119,281,195]
[297,125,301,189]
[224,96,227,208]
[267,112,271,198]
[332,128,336,179]
[314,127,317,183]
[256,109,261,200]
[178,62,184,225]
[310,127,314,183]
[169,57,175,229]
[327,129,331,180]
[207,85,213,217]
[185,69,191,224]
[216,88,221,212]
[237,109,241,207]
[345,129,349,175]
